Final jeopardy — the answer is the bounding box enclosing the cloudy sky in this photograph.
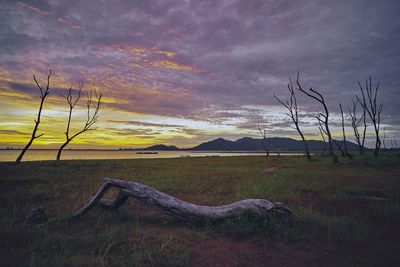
[1,0,399,149]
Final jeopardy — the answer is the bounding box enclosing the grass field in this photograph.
[1,154,399,266]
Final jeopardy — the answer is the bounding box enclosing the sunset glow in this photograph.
[1,1,399,149]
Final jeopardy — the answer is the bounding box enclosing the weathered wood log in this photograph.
[71,178,294,223]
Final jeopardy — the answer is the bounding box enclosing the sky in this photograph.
[1,0,400,149]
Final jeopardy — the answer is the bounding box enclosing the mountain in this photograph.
[189,137,360,151]
[137,137,360,151]
[191,138,235,151]
[141,144,179,151]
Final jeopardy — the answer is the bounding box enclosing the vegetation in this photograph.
[1,154,399,266]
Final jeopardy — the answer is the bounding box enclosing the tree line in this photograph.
[269,72,383,162]
[15,69,102,163]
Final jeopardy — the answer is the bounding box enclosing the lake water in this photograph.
[0,150,303,162]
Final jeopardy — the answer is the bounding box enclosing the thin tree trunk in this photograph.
[324,118,338,162]
[339,104,352,159]
[374,126,381,156]
[16,138,34,164]
[16,70,51,163]
[361,109,366,155]
[297,125,310,160]
[16,94,46,163]
[56,139,71,161]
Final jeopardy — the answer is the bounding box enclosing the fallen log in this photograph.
[71,178,295,223]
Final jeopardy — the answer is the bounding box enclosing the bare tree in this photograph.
[349,98,366,155]
[56,83,102,160]
[296,72,338,162]
[274,77,311,160]
[16,70,51,163]
[257,123,270,157]
[357,77,383,156]
[339,104,353,159]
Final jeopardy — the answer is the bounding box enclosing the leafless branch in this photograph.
[274,74,310,159]
[357,76,383,156]
[56,82,102,160]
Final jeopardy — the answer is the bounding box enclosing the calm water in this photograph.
[0,150,302,162]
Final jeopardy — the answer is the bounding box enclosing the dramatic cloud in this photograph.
[1,0,399,148]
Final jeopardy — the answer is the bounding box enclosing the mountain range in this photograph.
[136,137,360,151]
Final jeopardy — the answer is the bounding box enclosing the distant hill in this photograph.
[190,137,359,151]
[136,137,359,151]
[140,144,179,151]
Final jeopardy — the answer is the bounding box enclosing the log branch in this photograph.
[71,178,294,223]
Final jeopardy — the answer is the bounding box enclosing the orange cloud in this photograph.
[153,60,195,72]
[17,2,49,15]
[57,17,81,29]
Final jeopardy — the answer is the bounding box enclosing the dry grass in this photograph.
[0,153,399,266]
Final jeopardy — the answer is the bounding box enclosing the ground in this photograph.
[0,154,399,266]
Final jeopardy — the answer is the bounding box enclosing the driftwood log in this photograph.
[71,178,294,222]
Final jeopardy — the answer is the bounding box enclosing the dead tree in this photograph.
[16,70,51,163]
[296,72,338,163]
[349,98,366,155]
[72,178,294,223]
[274,77,311,160]
[257,123,270,157]
[357,77,383,156]
[56,84,102,160]
[339,104,353,159]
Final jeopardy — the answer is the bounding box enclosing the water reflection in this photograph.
[0,150,304,162]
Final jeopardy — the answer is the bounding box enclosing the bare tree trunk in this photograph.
[339,104,353,159]
[361,105,367,154]
[56,140,71,161]
[297,125,311,159]
[71,178,294,222]
[16,70,51,164]
[318,126,327,155]
[383,128,386,150]
[257,123,270,157]
[349,98,366,155]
